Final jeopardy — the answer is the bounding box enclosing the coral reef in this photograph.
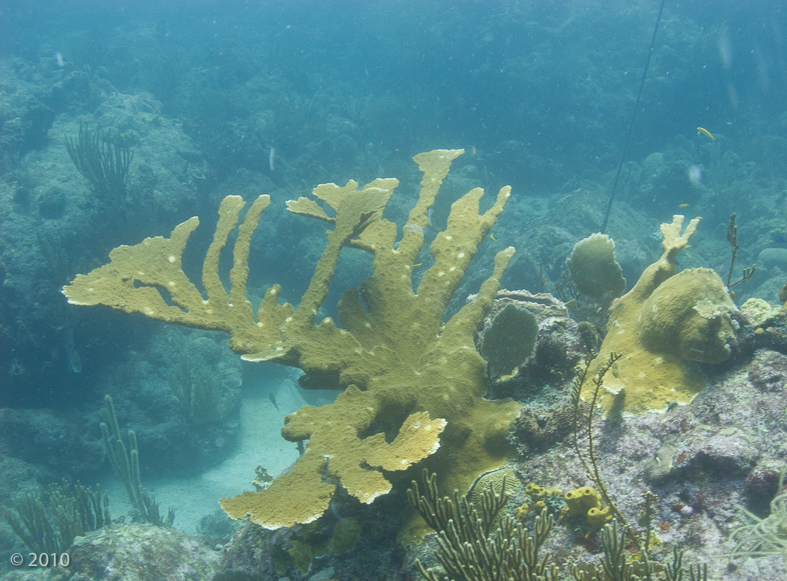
[3,4,787,579]
[0,90,208,410]
[63,149,521,529]
[472,340,787,579]
[478,291,586,443]
[583,216,738,413]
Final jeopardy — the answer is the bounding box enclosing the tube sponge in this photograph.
[561,486,612,534]
[562,486,601,517]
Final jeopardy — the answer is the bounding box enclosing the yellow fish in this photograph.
[413,263,422,267]
[490,233,496,241]
[697,127,715,140]
[678,203,690,208]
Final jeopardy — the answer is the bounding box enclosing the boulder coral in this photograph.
[583,215,737,413]
[62,149,521,529]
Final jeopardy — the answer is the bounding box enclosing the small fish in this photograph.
[490,233,496,241]
[268,392,279,410]
[685,252,693,259]
[269,147,275,171]
[177,150,202,163]
[412,263,422,267]
[697,126,715,140]
[772,234,787,244]
[678,203,690,208]
[66,348,82,373]
[694,216,703,220]
[685,244,692,248]
[63,328,82,373]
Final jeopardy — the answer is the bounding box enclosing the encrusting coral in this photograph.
[582,215,738,413]
[63,149,522,529]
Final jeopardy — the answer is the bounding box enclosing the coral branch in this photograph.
[64,150,521,528]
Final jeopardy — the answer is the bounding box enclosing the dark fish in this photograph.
[772,234,787,244]
[177,150,202,163]
[268,393,279,410]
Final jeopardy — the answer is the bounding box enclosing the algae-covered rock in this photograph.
[49,523,220,581]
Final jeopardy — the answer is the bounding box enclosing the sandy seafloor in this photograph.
[101,372,308,535]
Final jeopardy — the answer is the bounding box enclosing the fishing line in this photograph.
[600,0,667,233]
